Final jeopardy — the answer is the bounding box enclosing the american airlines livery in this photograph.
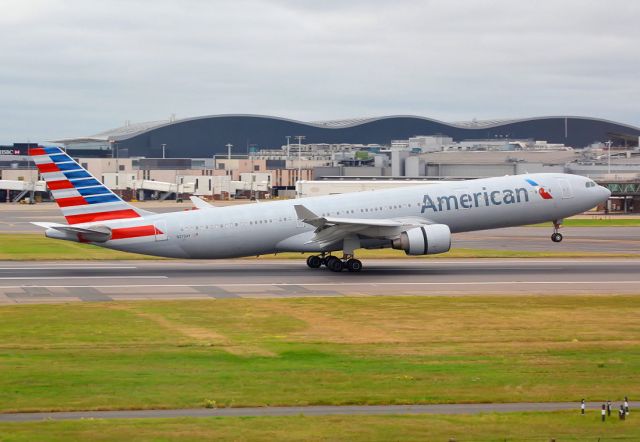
[30,146,610,272]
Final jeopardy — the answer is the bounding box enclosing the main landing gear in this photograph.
[551,220,563,243]
[306,253,363,272]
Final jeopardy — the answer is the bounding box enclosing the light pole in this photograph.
[28,140,35,204]
[175,172,179,202]
[606,140,612,175]
[295,135,305,184]
[161,144,166,159]
[286,135,291,159]
[114,142,119,191]
[226,143,233,160]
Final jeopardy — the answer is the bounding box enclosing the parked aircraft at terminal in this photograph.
[30,146,610,272]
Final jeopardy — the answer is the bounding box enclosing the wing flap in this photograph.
[293,204,429,247]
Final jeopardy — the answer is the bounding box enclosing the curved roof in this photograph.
[83,114,640,141]
[93,119,171,140]
[62,114,640,157]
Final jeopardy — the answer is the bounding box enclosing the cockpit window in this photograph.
[585,181,596,188]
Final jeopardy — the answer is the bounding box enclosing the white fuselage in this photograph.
[81,173,609,259]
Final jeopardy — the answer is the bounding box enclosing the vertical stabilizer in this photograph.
[29,146,151,224]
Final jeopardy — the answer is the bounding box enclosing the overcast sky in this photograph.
[1,0,638,143]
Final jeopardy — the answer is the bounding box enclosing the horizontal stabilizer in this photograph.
[31,221,112,242]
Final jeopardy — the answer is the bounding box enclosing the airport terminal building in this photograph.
[2,114,640,211]
[56,115,640,158]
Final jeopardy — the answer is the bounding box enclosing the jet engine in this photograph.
[392,224,451,255]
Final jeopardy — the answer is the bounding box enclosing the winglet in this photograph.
[294,204,327,228]
[294,204,319,221]
[189,196,214,209]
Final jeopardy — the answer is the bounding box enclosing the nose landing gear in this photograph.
[551,220,563,243]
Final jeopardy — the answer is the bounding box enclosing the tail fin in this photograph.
[29,146,152,225]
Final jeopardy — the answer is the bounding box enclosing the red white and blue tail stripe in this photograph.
[29,146,147,225]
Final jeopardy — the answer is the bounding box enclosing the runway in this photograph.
[1,401,637,422]
[1,258,639,304]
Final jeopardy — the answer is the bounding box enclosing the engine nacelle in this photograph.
[392,224,451,255]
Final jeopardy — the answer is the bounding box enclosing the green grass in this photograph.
[1,234,636,260]
[1,296,639,413]
[0,234,155,260]
[1,412,639,441]
[531,218,640,227]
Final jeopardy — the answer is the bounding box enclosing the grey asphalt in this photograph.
[1,258,639,304]
[1,402,638,422]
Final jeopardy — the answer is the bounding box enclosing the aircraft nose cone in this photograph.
[599,185,611,199]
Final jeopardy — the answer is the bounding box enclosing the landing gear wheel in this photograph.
[326,256,344,272]
[325,256,339,268]
[551,232,563,243]
[306,255,322,269]
[345,259,362,272]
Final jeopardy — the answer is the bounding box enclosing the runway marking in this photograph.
[0,266,138,270]
[0,280,639,289]
[0,263,140,266]
[0,276,166,281]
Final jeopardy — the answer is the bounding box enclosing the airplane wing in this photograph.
[31,222,112,242]
[294,204,427,248]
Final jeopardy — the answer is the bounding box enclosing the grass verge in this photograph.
[0,234,156,260]
[1,234,636,260]
[0,296,639,413]
[530,218,640,227]
[1,412,640,441]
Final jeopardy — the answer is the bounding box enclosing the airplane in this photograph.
[29,146,611,272]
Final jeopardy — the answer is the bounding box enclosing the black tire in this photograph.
[551,233,563,243]
[346,259,362,272]
[325,256,339,268]
[327,257,343,272]
[306,255,322,269]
